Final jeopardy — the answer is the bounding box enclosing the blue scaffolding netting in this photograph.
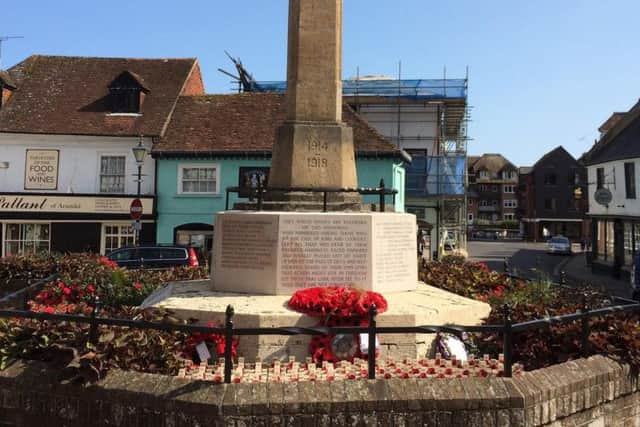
[252,79,467,100]
[406,155,466,196]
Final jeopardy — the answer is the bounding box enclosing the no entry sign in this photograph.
[130,198,143,220]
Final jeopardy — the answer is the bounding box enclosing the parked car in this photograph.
[106,245,202,269]
[547,236,572,255]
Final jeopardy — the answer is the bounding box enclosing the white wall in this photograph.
[0,133,155,195]
[356,104,439,152]
[588,158,640,216]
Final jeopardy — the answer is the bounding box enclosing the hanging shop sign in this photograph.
[24,149,60,190]
[0,194,154,215]
[594,188,613,207]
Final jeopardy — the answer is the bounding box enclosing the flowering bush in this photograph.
[420,257,640,371]
[0,306,191,376]
[288,287,388,364]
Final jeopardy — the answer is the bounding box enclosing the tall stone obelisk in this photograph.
[268,0,360,208]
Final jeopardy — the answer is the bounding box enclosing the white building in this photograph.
[583,102,640,280]
[0,55,204,255]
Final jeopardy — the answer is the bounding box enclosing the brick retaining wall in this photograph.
[0,355,638,426]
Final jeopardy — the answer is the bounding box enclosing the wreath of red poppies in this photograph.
[288,287,388,363]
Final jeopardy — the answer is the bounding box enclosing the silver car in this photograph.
[547,236,572,255]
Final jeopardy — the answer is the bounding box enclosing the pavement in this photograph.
[560,252,633,299]
[467,240,634,299]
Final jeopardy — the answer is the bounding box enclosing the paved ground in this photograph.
[467,240,568,281]
[467,240,634,298]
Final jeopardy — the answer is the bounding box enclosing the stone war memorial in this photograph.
[151,0,489,361]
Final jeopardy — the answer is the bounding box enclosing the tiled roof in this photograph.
[469,154,517,174]
[467,155,480,168]
[584,108,640,165]
[0,71,16,89]
[0,55,199,137]
[532,146,576,170]
[153,93,400,157]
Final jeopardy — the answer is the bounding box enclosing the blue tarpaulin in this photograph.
[406,155,465,196]
[253,79,467,101]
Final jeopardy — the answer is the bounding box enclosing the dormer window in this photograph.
[478,170,489,179]
[108,71,149,114]
[0,71,17,110]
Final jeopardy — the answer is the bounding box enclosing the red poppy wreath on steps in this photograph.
[287,287,388,364]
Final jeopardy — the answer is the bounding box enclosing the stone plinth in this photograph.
[148,280,491,362]
[211,211,417,295]
[268,122,358,193]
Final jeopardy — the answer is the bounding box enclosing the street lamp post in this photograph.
[131,137,148,246]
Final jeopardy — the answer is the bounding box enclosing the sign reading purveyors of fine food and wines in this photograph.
[24,149,60,190]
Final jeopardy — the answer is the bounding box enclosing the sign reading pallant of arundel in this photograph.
[24,150,60,190]
[0,194,154,215]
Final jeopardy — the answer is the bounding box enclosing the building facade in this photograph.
[583,103,640,280]
[152,93,408,260]
[0,55,205,255]
[518,146,588,242]
[466,154,520,238]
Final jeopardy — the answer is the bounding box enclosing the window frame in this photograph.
[102,223,136,254]
[504,185,515,193]
[596,167,605,190]
[3,222,51,257]
[503,213,515,221]
[177,163,221,195]
[544,172,557,186]
[503,199,518,209]
[98,154,127,194]
[624,162,636,199]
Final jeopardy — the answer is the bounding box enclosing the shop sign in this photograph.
[594,188,613,206]
[24,150,60,190]
[0,194,154,215]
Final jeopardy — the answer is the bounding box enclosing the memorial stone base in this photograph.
[211,211,418,295]
[147,280,492,362]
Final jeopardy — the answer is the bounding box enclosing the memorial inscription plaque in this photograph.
[212,211,417,295]
[278,215,370,290]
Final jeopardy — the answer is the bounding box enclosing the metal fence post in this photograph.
[257,184,264,211]
[367,304,377,380]
[224,305,235,384]
[560,270,567,286]
[379,179,386,213]
[503,304,513,377]
[581,293,590,357]
[503,257,510,274]
[88,296,101,345]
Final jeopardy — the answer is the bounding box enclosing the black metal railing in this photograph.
[0,292,638,383]
[225,179,398,213]
[0,274,58,310]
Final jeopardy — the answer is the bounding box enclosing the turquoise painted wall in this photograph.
[156,157,405,244]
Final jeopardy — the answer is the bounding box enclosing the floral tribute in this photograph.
[288,287,388,363]
[177,354,522,384]
[182,322,239,363]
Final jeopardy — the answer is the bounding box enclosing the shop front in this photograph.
[0,193,155,256]
[591,216,640,280]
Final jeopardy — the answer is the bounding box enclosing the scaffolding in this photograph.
[224,58,471,259]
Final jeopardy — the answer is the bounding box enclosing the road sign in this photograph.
[130,198,143,220]
[594,188,613,206]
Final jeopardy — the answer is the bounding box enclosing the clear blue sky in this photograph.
[3,1,639,166]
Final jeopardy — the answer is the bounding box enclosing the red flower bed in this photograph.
[288,287,388,364]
